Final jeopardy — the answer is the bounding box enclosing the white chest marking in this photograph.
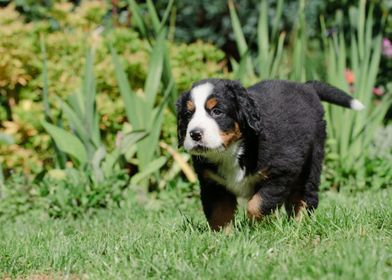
[204,144,259,198]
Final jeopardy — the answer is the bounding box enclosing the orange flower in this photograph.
[344,69,355,84]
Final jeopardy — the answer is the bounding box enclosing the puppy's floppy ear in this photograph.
[227,80,262,134]
[175,91,190,147]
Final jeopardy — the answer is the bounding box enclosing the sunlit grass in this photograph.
[1,187,391,279]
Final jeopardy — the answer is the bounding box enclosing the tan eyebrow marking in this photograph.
[186,100,195,111]
[205,97,218,110]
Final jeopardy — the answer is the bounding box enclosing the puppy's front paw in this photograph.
[247,193,263,221]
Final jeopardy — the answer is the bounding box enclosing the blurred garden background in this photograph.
[0,0,391,278]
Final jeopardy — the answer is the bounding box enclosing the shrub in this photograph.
[0,168,129,220]
[39,168,129,218]
[0,1,226,175]
[0,4,39,121]
[229,0,391,189]
[322,1,391,188]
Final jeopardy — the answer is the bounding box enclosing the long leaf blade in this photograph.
[42,120,87,165]
[130,156,167,185]
[144,31,165,111]
[111,46,144,129]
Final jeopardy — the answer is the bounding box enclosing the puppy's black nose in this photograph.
[190,129,203,141]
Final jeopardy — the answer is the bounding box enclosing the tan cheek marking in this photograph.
[206,97,218,110]
[186,100,195,111]
[247,192,263,221]
[219,122,242,147]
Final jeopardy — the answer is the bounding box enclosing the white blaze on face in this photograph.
[184,83,223,151]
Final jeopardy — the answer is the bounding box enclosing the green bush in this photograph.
[40,168,129,218]
[230,0,391,189]
[321,1,391,188]
[0,0,389,202]
[0,168,129,220]
[0,1,226,175]
[0,4,39,121]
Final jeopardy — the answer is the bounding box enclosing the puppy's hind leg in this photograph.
[286,139,325,221]
[303,129,325,213]
[285,190,308,222]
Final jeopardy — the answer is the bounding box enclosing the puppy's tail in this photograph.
[306,80,364,111]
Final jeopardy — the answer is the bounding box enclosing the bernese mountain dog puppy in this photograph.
[176,79,364,231]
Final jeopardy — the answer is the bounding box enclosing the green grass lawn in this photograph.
[1,187,391,280]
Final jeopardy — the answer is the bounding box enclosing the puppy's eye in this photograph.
[211,108,223,117]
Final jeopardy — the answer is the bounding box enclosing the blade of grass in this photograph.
[228,0,254,77]
[40,34,51,122]
[59,99,91,147]
[130,156,167,185]
[146,0,161,33]
[83,48,99,147]
[128,0,149,40]
[138,79,173,170]
[144,31,165,112]
[159,0,174,31]
[271,0,284,42]
[111,46,145,129]
[270,32,286,78]
[357,0,366,60]
[233,50,250,81]
[257,0,270,79]
[40,34,66,169]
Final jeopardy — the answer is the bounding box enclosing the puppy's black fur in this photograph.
[176,79,361,230]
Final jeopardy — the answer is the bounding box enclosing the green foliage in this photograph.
[0,169,129,219]
[0,4,38,121]
[229,0,286,83]
[322,1,392,188]
[111,32,172,185]
[39,168,129,218]
[41,47,151,184]
[229,0,323,84]
[153,0,390,53]
[364,125,391,189]
[53,47,100,168]
[0,1,225,175]
[128,0,179,109]
[230,0,391,189]
[169,41,226,91]
[24,46,150,218]
[0,187,391,278]
[154,0,263,49]
[42,120,87,166]
[0,174,42,219]
[12,0,59,21]
[0,0,390,201]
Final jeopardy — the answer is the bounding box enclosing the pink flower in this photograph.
[372,87,384,97]
[382,38,392,57]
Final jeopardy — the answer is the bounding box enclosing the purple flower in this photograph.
[382,38,392,57]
